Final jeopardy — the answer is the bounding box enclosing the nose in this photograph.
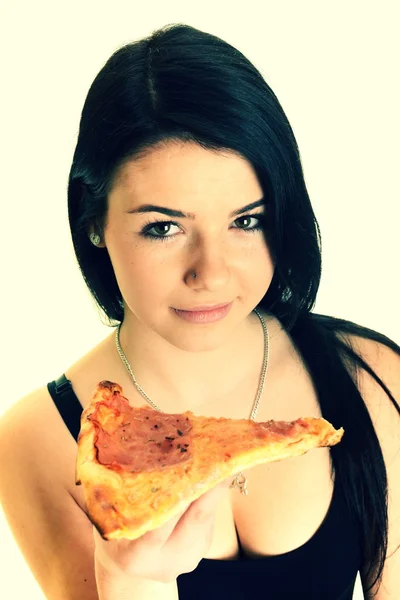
[185,238,231,291]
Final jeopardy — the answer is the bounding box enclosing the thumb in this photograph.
[168,478,231,543]
[189,479,232,518]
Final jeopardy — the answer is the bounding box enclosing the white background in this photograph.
[1,1,399,598]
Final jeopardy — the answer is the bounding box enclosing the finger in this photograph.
[140,503,191,545]
[92,526,123,573]
[188,479,231,515]
[143,478,231,545]
[167,479,230,548]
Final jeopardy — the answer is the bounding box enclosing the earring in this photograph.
[90,233,101,246]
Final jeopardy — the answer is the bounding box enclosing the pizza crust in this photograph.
[76,381,344,541]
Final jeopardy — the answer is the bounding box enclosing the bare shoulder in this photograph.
[0,385,100,599]
[346,333,400,423]
[0,331,119,600]
[0,384,79,485]
[0,329,121,491]
[345,333,400,598]
[341,333,400,469]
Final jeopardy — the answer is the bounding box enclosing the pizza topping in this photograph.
[91,393,193,473]
[257,418,310,438]
[76,381,345,543]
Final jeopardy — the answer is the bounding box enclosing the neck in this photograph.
[116,309,273,413]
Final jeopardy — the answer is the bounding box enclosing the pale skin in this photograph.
[0,141,399,599]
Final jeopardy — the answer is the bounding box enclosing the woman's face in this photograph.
[103,141,275,351]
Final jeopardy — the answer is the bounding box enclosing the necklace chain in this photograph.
[115,307,269,421]
[115,308,269,494]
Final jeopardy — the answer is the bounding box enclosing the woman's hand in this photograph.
[93,479,231,583]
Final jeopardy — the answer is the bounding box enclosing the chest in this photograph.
[194,348,336,559]
[68,329,336,559]
[203,445,334,559]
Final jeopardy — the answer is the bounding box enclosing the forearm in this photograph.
[95,558,179,600]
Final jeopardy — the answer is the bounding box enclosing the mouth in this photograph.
[172,302,233,324]
[175,302,232,312]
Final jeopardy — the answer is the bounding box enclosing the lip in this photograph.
[176,302,231,312]
[172,302,233,324]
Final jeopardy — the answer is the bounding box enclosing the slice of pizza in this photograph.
[76,381,344,541]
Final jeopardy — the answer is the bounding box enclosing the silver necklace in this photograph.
[115,307,269,495]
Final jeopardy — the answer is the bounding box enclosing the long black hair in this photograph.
[67,23,399,594]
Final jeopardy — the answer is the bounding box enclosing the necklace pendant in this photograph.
[230,472,248,495]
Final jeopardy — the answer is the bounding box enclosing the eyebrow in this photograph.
[125,198,266,219]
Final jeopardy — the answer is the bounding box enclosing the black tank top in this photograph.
[47,375,362,600]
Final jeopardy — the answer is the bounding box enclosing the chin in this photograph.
[159,310,248,353]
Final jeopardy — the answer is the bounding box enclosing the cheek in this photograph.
[239,241,275,286]
[262,243,276,278]
[244,248,275,308]
[106,235,174,302]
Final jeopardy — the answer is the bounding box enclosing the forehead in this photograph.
[112,141,262,203]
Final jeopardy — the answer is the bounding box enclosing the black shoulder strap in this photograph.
[47,374,83,442]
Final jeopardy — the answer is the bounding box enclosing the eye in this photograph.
[231,214,265,232]
[138,212,266,242]
[139,220,181,242]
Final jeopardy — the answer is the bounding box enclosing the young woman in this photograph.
[0,23,399,600]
